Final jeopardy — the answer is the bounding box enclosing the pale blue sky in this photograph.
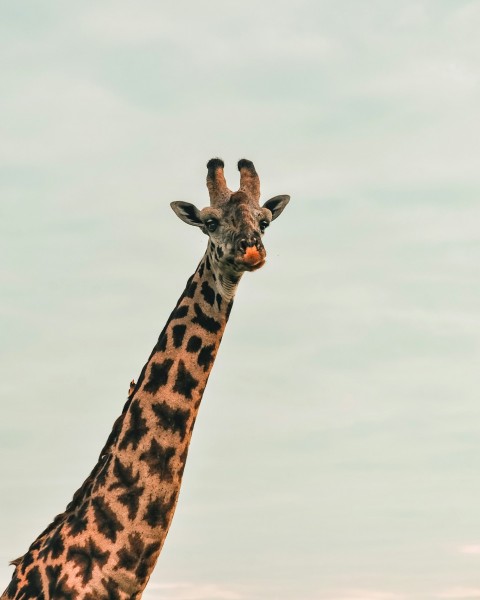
[1,2,480,599]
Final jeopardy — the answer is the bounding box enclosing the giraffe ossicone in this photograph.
[2,158,290,600]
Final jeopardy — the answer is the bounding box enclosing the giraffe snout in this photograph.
[237,235,262,254]
[235,235,266,271]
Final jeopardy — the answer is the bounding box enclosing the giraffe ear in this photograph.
[170,201,203,227]
[262,195,290,221]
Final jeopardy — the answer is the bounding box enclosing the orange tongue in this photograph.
[243,246,261,264]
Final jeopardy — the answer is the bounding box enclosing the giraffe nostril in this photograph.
[238,236,262,254]
[238,239,248,253]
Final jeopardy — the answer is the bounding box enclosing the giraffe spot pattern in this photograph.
[109,457,140,490]
[28,538,43,553]
[46,565,75,600]
[109,457,145,519]
[201,281,215,306]
[172,324,187,348]
[139,438,176,481]
[92,497,124,542]
[173,360,199,400]
[67,501,89,537]
[186,335,202,353]
[104,579,123,600]
[21,565,44,599]
[95,453,113,489]
[116,532,160,583]
[156,332,168,352]
[20,551,35,572]
[38,527,64,560]
[118,400,148,451]
[4,570,20,598]
[192,303,221,333]
[198,344,215,372]
[172,305,189,319]
[144,492,177,529]
[151,401,190,441]
[135,540,160,582]
[117,486,144,521]
[117,533,144,571]
[84,579,122,600]
[185,280,198,298]
[144,358,174,394]
[66,538,110,585]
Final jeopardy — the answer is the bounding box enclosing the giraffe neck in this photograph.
[111,245,238,538]
[2,249,241,600]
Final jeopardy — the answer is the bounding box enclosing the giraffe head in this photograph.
[171,158,290,275]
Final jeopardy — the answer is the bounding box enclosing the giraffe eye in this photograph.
[205,219,218,232]
[259,220,269,233]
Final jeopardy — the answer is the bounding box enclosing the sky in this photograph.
[1,1,480,599]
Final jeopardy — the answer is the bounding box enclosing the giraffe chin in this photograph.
[236,250,266,272]
[244,257,266,271]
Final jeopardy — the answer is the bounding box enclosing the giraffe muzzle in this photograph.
[235,237,266,271]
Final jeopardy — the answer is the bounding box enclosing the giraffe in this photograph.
[2,158,290,600]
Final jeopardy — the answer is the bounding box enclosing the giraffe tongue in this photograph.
[242,246,262,265]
